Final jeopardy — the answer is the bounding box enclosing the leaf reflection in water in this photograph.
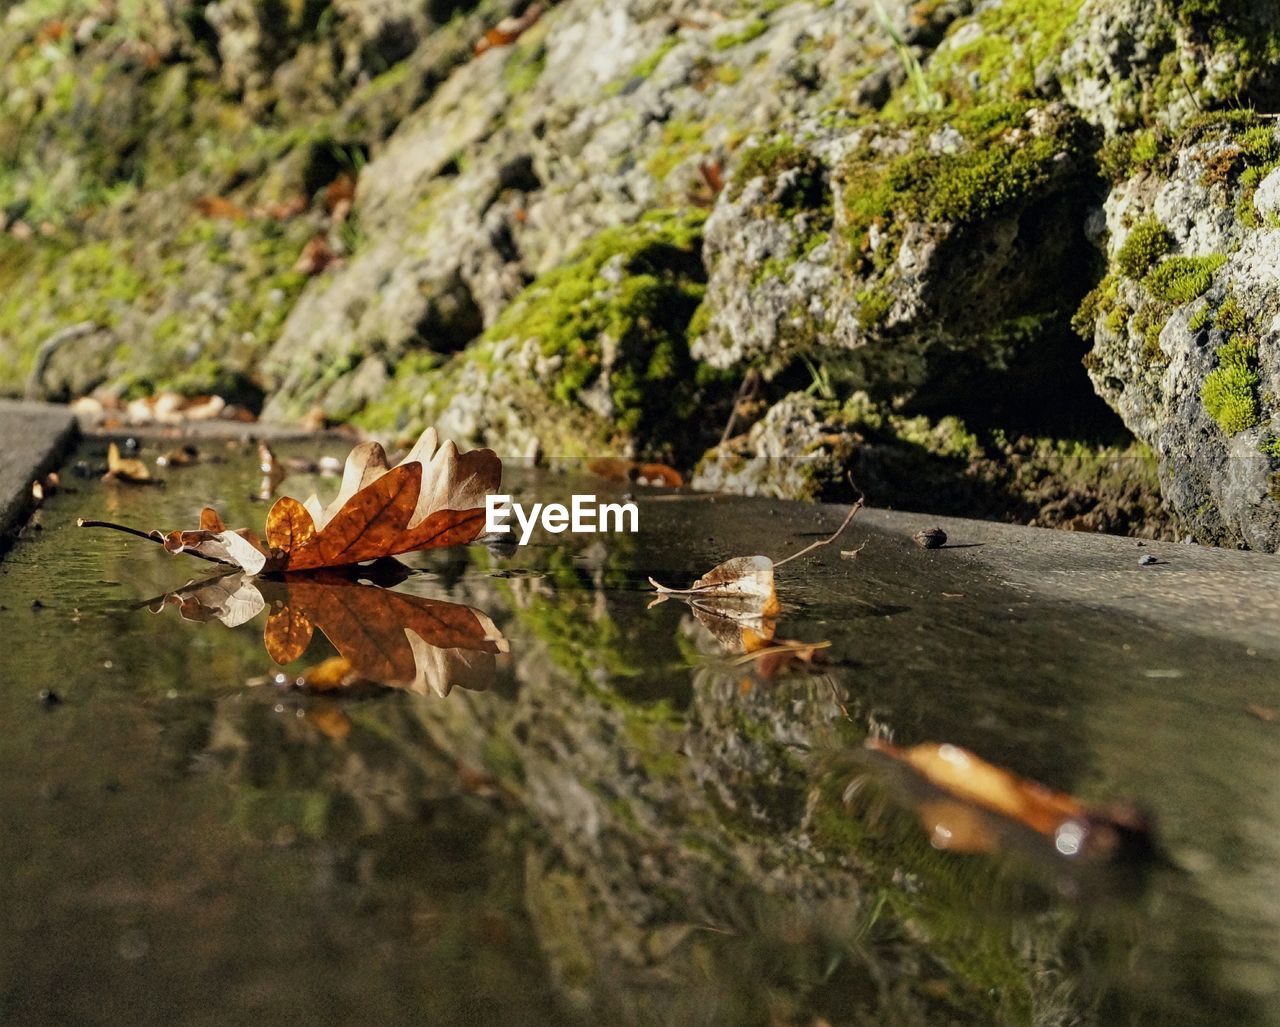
[150,572,508,697]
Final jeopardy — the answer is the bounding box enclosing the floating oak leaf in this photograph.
[79,426,501,574]
[649,555,781,621]
[647,493,864,619]
[866,738,1155,861]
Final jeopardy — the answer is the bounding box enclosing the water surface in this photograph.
[2,437,1278,1025]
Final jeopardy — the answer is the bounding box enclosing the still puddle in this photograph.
[2,436,1279,1025]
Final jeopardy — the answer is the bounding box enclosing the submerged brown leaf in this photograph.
[866,738,1155,861]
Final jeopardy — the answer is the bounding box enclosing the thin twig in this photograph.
[718,369,758,446]
[825,674,853,722]
[773,485,865,569]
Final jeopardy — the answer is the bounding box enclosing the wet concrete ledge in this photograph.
[0,400,79,543]
[850,506,1280,655]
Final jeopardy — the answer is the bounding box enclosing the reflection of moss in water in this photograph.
[808,774,1044,1023]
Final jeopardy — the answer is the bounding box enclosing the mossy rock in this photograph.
[370,209,732,463]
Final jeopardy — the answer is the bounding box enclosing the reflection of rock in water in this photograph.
[196,567,1098,1024]
[407,578,1089,1024]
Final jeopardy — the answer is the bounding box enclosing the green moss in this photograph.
[503,40,547,95]
[480,208,724,452]
[912,0,1084,109]
[1258,434,1280,459]
[713,18,768,50]
[715,64,743,86]
[1116,218,1172,279]
[630,36,679,80]
[1098,130,1164,183]
[1072,274,1120,339]
[841,102,1084,271]
[1201,298,1261,435]
[1144,254,1227,303]
[1188,303,1212,332]
[855,288,894,331]
[730,135,828,217]
[646,118,709,181]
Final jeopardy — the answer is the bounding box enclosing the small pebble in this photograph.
[1139,554,1158,566]
[913,527,947,550]
[30,599,44,610]
[38,688,61,707]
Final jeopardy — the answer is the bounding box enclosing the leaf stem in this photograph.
[77,518,164,544]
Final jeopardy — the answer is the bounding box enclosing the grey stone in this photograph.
[0,401,80,542]
[1079,119,1280,550]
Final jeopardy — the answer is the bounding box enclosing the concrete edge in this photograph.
[847,505,1280,654]
[0,400,81,547]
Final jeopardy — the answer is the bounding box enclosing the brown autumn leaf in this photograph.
[103,442,153,484]
[159,507,270,575]
[258,575,507,697]
[650,555,781,621]
[473,1,544,54]
[323,174,356,214]
[587,458,683,488]
[81,425,502,574]
[866,738,1155,861]
[194,195,247,220]
[294,235,338,276]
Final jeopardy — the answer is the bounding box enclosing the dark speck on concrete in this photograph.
[913,527,948,550]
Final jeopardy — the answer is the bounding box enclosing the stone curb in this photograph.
[0,400,80,547]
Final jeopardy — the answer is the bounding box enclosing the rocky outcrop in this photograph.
[1075,114,1280,550]
[4,0,1280,543]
